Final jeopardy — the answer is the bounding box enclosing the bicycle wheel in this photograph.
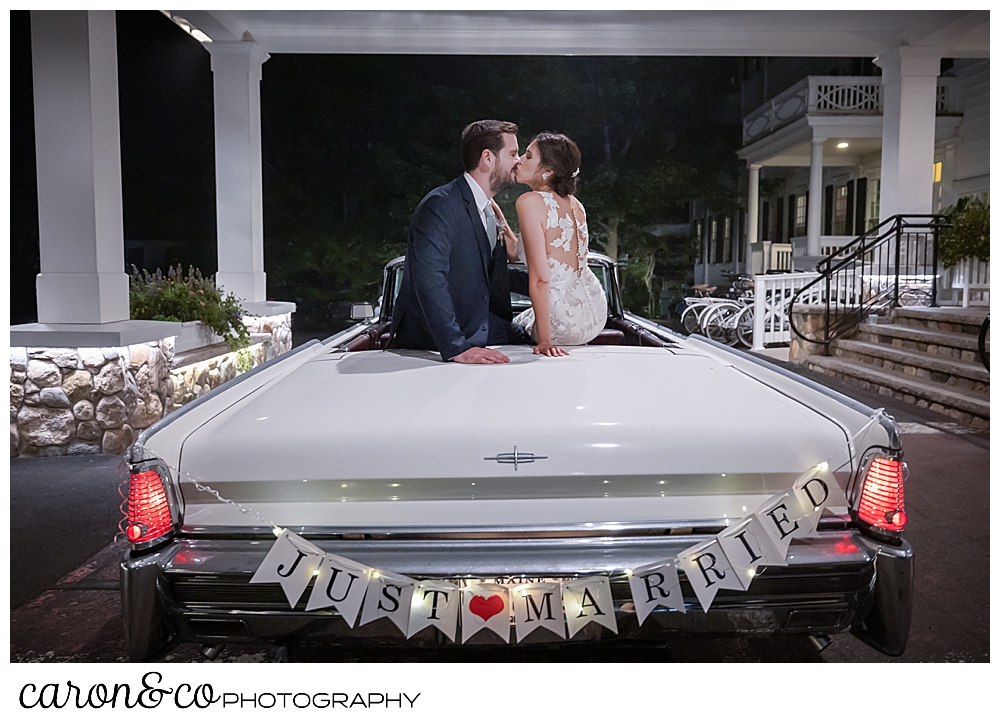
[735,305,755,348]
[702,303,742,345]
[681,302,704,335]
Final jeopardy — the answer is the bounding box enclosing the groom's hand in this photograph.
[452,347,510,364]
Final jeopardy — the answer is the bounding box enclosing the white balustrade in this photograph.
[751,272,819,350]
[940,257,990,307]
[742,76,958,144]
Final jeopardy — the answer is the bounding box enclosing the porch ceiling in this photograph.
[165,10,989,57]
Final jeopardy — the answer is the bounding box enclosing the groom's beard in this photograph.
[489,165,515,196]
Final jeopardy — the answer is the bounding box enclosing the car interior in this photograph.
[337,262,671,352]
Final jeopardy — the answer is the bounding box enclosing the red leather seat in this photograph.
[587,329,626,346]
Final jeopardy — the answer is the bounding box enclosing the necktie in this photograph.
[484,203,497,250]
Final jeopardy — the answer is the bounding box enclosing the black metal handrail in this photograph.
[789,214,950,347]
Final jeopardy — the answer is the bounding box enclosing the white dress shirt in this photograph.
[463,172,492,234]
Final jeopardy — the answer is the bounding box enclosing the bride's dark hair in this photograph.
[532,132,581,197]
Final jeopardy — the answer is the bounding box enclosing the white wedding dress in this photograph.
[513,192,608,346]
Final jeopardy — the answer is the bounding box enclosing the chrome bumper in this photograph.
[121,530,912,660]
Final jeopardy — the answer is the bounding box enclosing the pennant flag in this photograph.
[359,571,414,637]
[792,468,849,538]
[510,582,566,642]
[249,530,325,608]
[304,553,373,624]
[717,514,787,589]
[460,584,511,643]
[407,580,460,642]
[677,538,744,612]
[562,576,617,639]
[756,491,811,557]
[628,560,685,625]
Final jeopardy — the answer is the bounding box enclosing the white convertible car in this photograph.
[121,255,912,661]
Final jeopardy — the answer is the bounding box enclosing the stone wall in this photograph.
[10,313,293,458]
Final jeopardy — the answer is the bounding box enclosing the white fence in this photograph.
[751,272,819,350]
[939,257,990,307]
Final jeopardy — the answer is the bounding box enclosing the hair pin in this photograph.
[571,168,580,178]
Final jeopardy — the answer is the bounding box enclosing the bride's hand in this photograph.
[490,199,507,226]
[533,341,569,357]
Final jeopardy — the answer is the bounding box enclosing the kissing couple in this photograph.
[390,120,608,364]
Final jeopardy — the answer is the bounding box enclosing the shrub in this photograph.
[129,266,250,351]
[939,196,990,269]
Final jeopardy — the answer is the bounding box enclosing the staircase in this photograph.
[805,306,989,429]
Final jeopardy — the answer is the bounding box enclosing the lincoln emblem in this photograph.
[484,446,547,471]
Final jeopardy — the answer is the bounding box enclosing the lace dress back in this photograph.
[513,192,608,346]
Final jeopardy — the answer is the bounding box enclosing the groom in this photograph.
[390,120,525,364]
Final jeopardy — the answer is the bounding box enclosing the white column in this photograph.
[746,164,761,274]
[807,138,825,257]
[702,211,710,285]
[30,11,129,324]
[208,41,269,303]
[876,47,940,220]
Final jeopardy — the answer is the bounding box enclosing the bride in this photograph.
[493,132,608,356]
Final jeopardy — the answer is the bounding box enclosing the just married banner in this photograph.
[249,463,847,643]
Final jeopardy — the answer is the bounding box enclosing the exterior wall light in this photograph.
[836,142,850,149]
[160,11,212,43]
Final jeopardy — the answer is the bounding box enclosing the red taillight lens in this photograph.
[857,457,906,532]
[126,469,174,544]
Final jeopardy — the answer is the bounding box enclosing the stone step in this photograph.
[857,322,982,364]
[831,339,990,392]
[892,306,988,336]
[805,355,990,426]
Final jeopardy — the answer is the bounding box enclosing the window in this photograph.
[932,162,942,183]
[795,195,807,236]
[867,179,880,230]
[833,185,849,235]
[709,218,718,264]
[723,216,732,263]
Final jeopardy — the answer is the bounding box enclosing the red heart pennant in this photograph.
[469,594,505,621]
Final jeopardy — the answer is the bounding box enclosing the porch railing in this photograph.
[750,271,818,350]
[743,76,959,144]
[788,215,950,348]
[940,257,991,307]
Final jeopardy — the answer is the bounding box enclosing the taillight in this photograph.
[125,467,175,545]
[857,456,907,534]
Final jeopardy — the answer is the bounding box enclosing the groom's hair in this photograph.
[461,120,518,172]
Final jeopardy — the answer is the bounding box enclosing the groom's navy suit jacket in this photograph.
[391,177,512,361]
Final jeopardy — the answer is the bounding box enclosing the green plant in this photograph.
[939,196,990,269]
[130,266,250,351]
[235,346,255,373]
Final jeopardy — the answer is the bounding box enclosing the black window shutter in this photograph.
[788,195,796,238]
[776,197,785,242]
[855,177,867,234]
[845,181,856,237]
[823,185,834,236]
[762,201,770,241]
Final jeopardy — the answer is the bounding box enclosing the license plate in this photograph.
[448,576,573,588]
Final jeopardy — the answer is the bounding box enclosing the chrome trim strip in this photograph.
[133,529,874,578]
[177,514,854,539]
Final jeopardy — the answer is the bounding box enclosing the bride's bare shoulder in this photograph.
[515,191,547,213]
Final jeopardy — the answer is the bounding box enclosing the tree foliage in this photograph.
[259,55,741,327]
[939,196,990,268]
